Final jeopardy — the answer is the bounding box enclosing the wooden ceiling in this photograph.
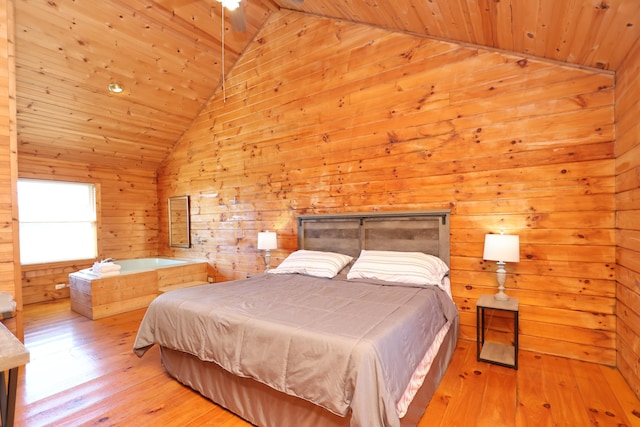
[13,0,640,172]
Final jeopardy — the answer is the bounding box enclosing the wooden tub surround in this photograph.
[68,259,208,320]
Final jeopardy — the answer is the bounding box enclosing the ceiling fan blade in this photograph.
[229,5,247,32]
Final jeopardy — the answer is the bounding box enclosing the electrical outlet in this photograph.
[207,277,214,283]
[55,283,66,290]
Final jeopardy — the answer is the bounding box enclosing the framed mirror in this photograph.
[168,195,190,248]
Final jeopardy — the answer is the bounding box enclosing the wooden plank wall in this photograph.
[0,0,20,338]
[157,12,617,364]
[17,157,159,305]
[615,39,640,396]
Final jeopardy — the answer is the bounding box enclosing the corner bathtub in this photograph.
[69,257,208,320]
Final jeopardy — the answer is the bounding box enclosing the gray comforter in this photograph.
[133,273,458,427]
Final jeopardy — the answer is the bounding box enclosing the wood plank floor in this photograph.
[11,299,640,427]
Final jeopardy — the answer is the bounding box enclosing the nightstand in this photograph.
[476,294,519,369]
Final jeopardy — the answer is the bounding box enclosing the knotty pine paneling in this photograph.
[17,156,159,305]
[294,0,640,71]
[13,0,273,171]
[0,0,20,338]
[10,0,640,183]
[615,37,640,397]
[157,12,616,364]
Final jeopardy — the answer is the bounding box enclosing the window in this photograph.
[18,179,97,264]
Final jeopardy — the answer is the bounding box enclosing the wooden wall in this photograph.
[157,12,617,364]
[615,38,640,396]
[0,0,20,337]
[17,156,159,305]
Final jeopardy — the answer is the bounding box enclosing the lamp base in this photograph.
[494,289,510,301]
[494,262,510,301]
[263,250,271,272]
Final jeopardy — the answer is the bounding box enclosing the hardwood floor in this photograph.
[12,299,640,427]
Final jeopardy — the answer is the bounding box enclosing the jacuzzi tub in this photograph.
[115,257,189,273]
[69,257,208,320]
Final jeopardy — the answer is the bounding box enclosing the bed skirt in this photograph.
[159,317,459,427]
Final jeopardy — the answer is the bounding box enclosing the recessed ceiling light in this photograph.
[108,83,123,93]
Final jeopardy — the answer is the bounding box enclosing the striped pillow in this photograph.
[268,250,353,279]
[347,250,449,286]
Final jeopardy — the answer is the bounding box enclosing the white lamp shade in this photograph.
[483,234,520,263]
[257,231,277,250]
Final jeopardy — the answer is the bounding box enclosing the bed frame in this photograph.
[159,210,457,427]
[298,210,450,265]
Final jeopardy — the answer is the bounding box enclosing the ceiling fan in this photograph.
[217,0,305,32]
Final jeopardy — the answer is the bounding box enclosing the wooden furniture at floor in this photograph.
[0,322,29,427]
[476,294,519,369]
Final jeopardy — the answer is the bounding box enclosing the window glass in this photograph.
[18,179,97,264]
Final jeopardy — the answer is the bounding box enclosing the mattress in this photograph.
[134,273,458,427]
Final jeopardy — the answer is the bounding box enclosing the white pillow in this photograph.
[268,250,353,279]
[347,250,449,287]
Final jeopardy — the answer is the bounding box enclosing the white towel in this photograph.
[79,268,121,279]
[92,270,121,278]
[92,262,121,275]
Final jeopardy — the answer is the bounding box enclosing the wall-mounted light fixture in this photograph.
[108,83,123,93]
[257,231,277,271]
[483,233,520,300]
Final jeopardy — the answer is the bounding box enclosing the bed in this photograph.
[134,210,458,427]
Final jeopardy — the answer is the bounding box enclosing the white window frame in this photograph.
[17,179,98,265]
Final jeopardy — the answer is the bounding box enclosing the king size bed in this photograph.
[134,210,458,427]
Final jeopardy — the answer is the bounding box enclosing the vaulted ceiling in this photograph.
[13,0,640,171]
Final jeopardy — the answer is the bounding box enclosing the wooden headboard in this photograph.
[297,210,451,266]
